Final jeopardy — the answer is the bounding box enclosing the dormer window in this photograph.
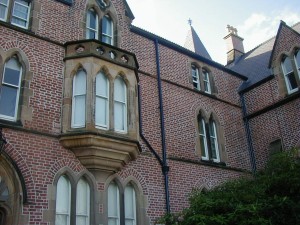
[0,0,31,29]
[281,56,298,94]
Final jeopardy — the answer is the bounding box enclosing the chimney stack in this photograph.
[223,25,244,65]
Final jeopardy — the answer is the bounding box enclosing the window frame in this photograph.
[11,0,31,29]
[101,14,113,45]
[191,64,200,91]
[114,76,127,133]
[55,176,71,225]
[281,55,299,94]
[0,0,9,22]
[202,69,211,94]
[86,8,99,40]
[0,57,22,122]
[71,70,87,128]
[198,114,221,163]
[107,181,137,225]
[54,174,93,225]
[95,71,109,129]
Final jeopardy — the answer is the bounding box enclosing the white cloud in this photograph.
[237,9,300,52]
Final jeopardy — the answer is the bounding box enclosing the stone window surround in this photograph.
[43,167,97,225]
[189,61,217,95]
[83,0,120,47]
[102,174,150,225]
[0,47,33,125]
[194,108,227,164]
[274,46,300,97]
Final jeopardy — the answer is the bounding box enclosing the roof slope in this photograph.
[228,21,300,91]
[184,25,211,60]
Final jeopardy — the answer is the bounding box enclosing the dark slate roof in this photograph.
[229,21,300,92]
[184,25,212,60]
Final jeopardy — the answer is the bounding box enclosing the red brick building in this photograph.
[0,0,299,224]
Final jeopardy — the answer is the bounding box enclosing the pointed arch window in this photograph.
[86,9,98,39]
[0,57,22,121]
[198,115,220,163]
[281,56,298,94]
[107,182,137,225]
[102,14,113,45]
[55,176,71,225]
[76,178,90,225]
[114,76,127,132]
[96,72,109,129]
[72,70,87,128]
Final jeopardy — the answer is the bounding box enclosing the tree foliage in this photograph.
[157,149,300,225]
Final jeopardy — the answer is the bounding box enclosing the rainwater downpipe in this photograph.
[240,92,257,174]
[136,39,170,213]
[154,38,171,214]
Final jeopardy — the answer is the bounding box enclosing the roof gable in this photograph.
[268,21,300,68]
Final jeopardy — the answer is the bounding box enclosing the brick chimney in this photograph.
[223,25,244,64]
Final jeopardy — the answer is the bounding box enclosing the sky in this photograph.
[126,0,300,65]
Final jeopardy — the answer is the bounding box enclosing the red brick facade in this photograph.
[0,0,299,225]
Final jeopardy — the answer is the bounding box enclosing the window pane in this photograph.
[95,97,107,126]
[76,179,90,225]
[74,71,86,95]
[102,15,113,44]
[96,72,108,97]
[12,0,29,28]
[0,85,18,117]
[125,185,136,225]
[114,102,125,131]
[282,57,293,74]
[287,72,298,90]
[200,136,207,158]
[108,183,119,223]
[3,58,21,86]
[192,66,200,90]
[55,215,68,225]
[56,176,70,225]
[87,10,97,29]
[295,51,300,68]
[108,219,118,225]
[73,95,86,126]
[0,0,8,21]
[114,77,125,102]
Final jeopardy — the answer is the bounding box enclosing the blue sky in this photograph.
[126,0,300,64]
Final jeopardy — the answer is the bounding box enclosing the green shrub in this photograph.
[160,148,300,225]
